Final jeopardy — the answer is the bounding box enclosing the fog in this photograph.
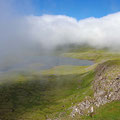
[25,13,120,49]
[0,0,120,69]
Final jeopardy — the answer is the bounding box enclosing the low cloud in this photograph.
[1,0,120,60]
[25,12,120,50]
[0,0,120,71]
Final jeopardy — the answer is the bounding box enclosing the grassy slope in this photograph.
[81,101,120,120]
[59,48,120,120]
[61,101,120,120]
[62,49,120,62]
[0,46,120,120]
[0,71,95,120]
[41,65,92,75]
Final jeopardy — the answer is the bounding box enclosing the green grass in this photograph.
[0,70,95,120]
[62,49,120,62]
[61,101,120,120]
[0,46,120,120]
[41,65,89,75]
[81,101,120,120]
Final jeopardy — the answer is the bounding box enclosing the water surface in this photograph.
[0,56,93,73]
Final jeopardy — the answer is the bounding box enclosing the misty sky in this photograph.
[0,0,120,63]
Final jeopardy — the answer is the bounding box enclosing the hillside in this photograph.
[48,47,120,120]
[0,47,120,120]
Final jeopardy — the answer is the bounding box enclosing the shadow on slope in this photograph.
[0,71,94,120]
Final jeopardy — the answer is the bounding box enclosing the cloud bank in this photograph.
[24,12,120,50]
[1,1,120,58]
[0,0,120,70]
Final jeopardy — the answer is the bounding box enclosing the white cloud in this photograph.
[23,12,120,49]
[1,1,120,70]
[1,0,120,53]
[1,7,120,57]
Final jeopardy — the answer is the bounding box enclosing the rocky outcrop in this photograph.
[71,61,120,117]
